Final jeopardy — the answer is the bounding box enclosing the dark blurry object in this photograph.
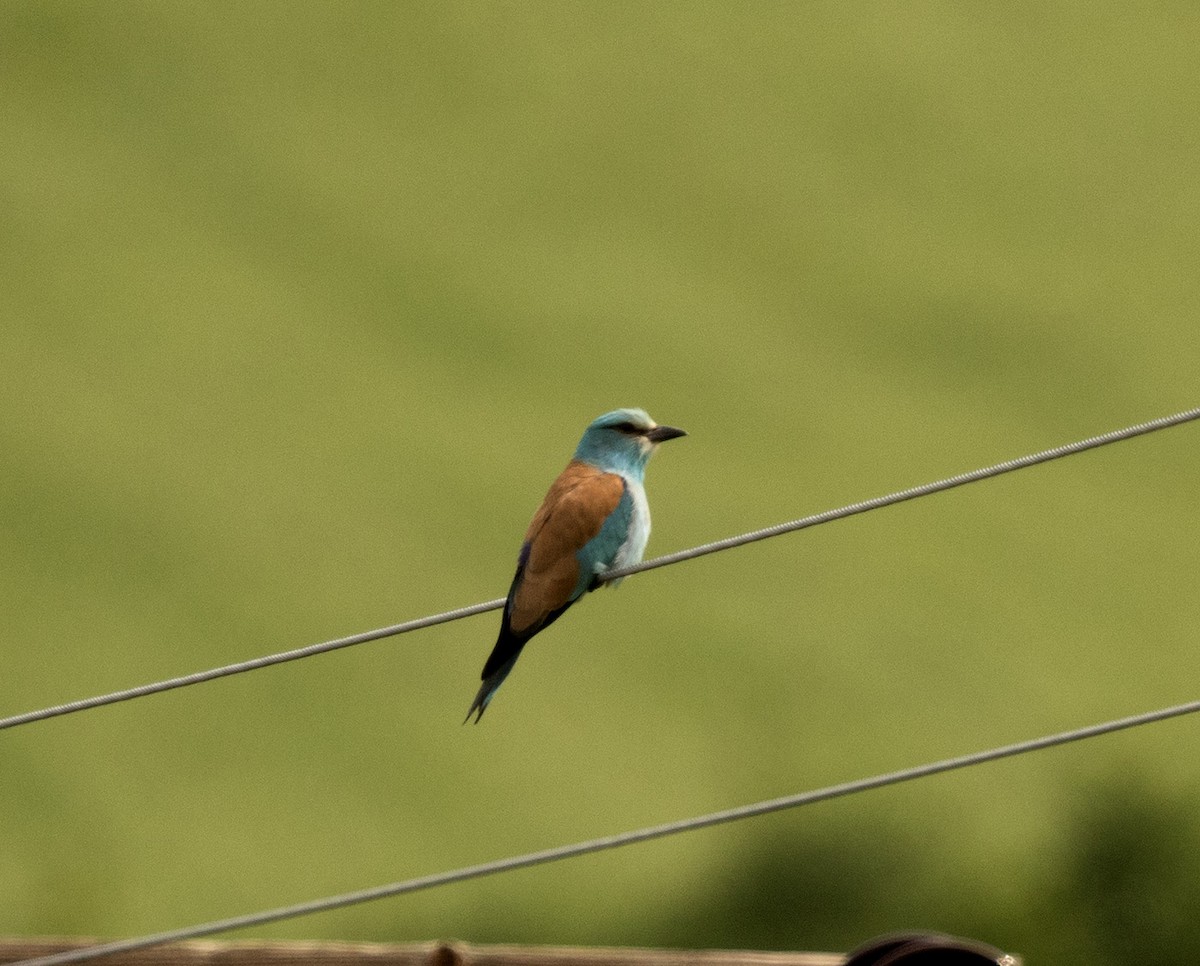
[845,931,1017,965]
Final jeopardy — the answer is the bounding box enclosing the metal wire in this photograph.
[3,405,1198,734]
[603,404,1200,579]
[15,696,1200,966]
[0,598,505,732]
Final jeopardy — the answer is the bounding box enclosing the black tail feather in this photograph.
[464,651,521,724]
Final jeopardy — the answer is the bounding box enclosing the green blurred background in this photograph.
[3,4,1199,964]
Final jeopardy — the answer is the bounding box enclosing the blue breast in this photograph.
[572,481,636,597]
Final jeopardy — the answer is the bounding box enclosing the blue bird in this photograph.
[466,408,686,722]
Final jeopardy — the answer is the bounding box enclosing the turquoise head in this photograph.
[573,408,686,478]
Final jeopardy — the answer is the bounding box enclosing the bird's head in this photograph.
[573,408,687,476]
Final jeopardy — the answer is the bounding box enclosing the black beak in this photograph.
[645,424,687,444]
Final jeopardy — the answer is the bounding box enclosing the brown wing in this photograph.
[506,461,626,635]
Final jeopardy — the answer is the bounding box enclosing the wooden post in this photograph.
[0,939,845,966]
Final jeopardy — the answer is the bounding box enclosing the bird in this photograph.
[465,408,686,722]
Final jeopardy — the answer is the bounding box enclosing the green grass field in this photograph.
[3,5,1199,964]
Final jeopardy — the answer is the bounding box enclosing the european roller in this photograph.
[465,408,686,722]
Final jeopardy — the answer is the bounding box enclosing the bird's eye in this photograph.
[611,421,641,434]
